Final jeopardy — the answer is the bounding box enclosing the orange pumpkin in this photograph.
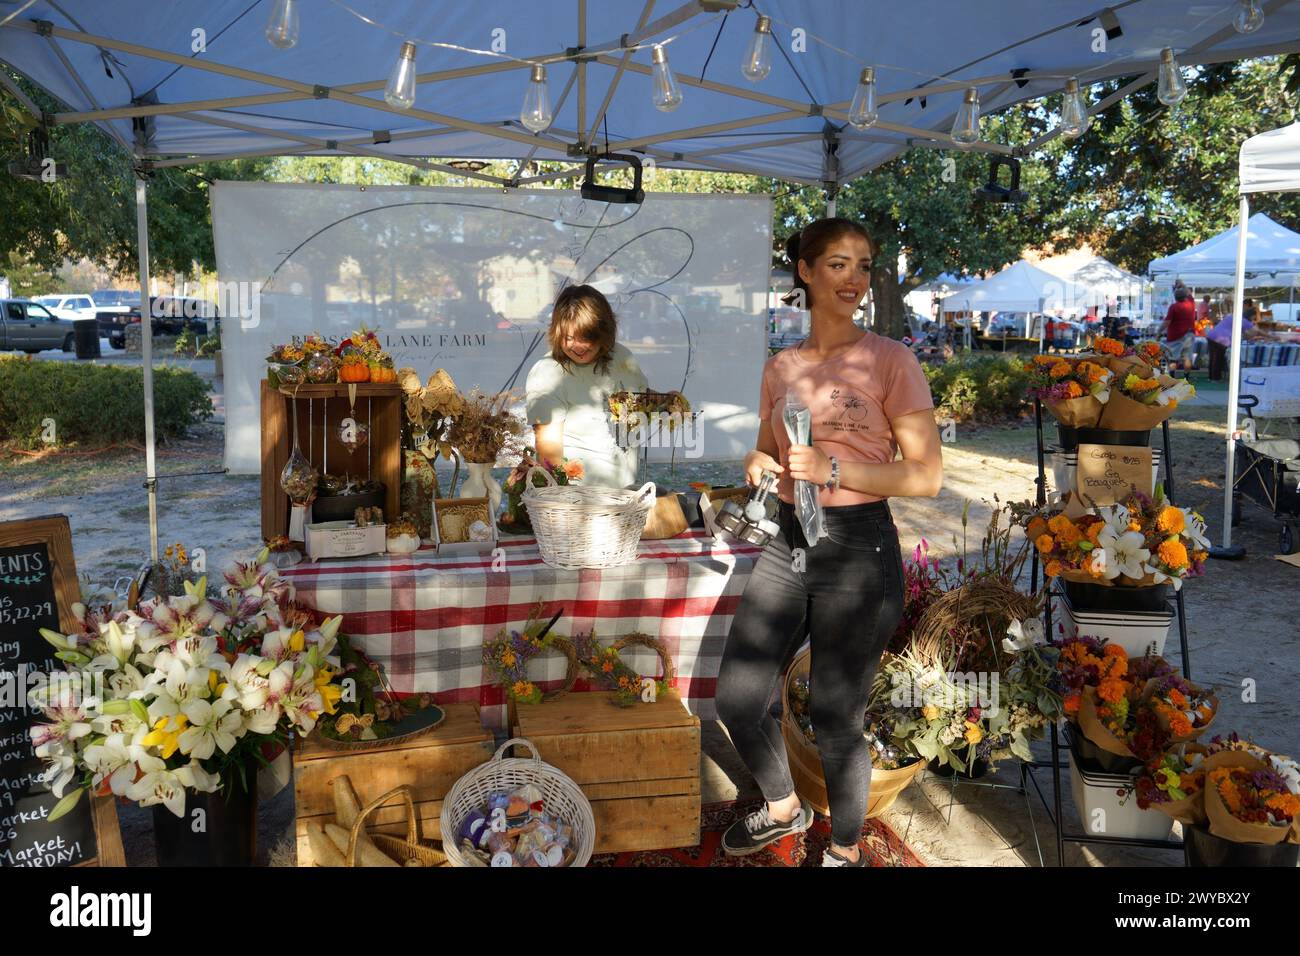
[369,365,396,384]
[339,361,370,383]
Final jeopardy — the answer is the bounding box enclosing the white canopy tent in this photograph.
[1055,255,1145,312]
[5,1,1300,559]
[1218,123,1300,554]
[1148,212,1300,287]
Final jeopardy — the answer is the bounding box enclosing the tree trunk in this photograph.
[870,256,908,340]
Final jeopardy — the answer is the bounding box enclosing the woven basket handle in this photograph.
[611,632,676,687]
[524,465,559,490]
[493,736,542,765]
[347,784,417,866]
[631,481,656,504]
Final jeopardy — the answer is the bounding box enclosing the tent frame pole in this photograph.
[135,172,160,565]
[1218,194,1251,554]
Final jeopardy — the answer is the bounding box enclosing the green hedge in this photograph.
[923,354,1030,423]
[0,360,213,448]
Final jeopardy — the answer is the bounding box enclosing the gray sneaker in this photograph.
[821,845,867,867]
[721,803,812,856]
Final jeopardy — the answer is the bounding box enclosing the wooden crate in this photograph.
[293,703,494,866]
[514,690,701,854]
[260,380,403,542]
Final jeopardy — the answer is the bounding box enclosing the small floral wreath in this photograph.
[574,630,676,707]
[482,604,579,704]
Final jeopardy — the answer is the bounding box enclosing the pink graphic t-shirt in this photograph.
[759,332,934,506]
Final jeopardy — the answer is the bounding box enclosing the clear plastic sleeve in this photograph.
[782,390,826,544]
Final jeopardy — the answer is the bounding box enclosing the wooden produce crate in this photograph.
[293,703,493,866]
[514,690,701,854]
[260,380,402,542]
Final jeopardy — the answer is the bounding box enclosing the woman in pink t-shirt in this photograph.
[716,218,943,867]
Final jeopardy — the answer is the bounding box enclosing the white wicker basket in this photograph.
[439,737,596,867]
[522,466,655,569]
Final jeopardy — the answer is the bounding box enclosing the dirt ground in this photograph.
[3,378,1297,866]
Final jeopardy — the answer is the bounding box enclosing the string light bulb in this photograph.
[265,0,299,49]
[521,64,553,133]
[650,45,683,112]
[1059,77,1091,138]
[741,16,773,82]
[1157,48,1187,107]
[1232,0,1265,33]
[384,41,418,110]
[848,67,879,130]
[950,88,981,147]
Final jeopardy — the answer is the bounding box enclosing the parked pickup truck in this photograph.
[1,299,77,353]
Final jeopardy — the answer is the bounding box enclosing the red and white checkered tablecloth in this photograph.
[279,531,761,733]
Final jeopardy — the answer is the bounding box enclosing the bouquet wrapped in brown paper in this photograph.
[1138,743,1210,825]
[1097,371,1197,431]
[1143,675,1218,745]
[1204,752,1300,845]
[1023,354,1112,427]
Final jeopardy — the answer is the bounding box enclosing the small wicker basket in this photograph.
[439,737,596,867]
[346,785,448,867]
[522,466,655,569]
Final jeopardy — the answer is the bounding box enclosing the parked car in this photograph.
[1,299,77,353]
[107,297,218,349]
[93,289,142,340]
[34,293,97,321]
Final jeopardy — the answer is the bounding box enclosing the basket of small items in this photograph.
[522,465,656,569]
[439,737,596,867]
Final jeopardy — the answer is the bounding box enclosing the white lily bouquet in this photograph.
[28,552,345,820]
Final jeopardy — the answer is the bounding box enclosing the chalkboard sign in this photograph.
[0,516,123,867]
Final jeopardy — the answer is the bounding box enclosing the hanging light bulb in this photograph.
[384,42,418,110]
[741,16,773,82]
[1059,77,1091,139]
[950,88,980,147]
[848,67,879,130]
[1233,0,1265,33]
[265,0,299,49]
[1157,48,1187,107]
[521,64,553,133]
[650,45,683,112]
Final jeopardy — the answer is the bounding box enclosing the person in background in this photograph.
[1197,294,1212,322]
[525,284,648,488]
[1160,286,1198,371]
[1207,301,1268,382]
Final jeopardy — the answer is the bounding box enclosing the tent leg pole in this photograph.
[136,173,160,566]
[1212,194,1249,560]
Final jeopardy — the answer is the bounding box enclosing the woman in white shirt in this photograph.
[525,285,648,488]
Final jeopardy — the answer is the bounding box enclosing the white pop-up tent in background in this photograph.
[212,182,772,474]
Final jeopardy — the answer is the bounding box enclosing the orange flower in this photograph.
[563,460,585,480]
[1083,520,1104,545]
[1097,679,1126,704]
[1158,539,1189,569]
[1156,506,1186,535]
[1094,337,1124,357]
[1036,534,1055,554]
[601,660,614,673]
[1127,520,1143,533]
[1045,560,1063,578]
[1102,643,1129,660]
[1193,550,1208,564]
[1033,354,1059,366]
[1167,710,1192,737]
[1047,515,1073,535]
[1055,524,1082,548]
[1063,693,1081,716]
[1129,378,1161,394]
[1026,516,1049,540]
[1049,361,1073,379]
[1167,687,1188,708]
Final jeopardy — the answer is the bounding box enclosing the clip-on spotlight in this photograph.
[974,156,1027,205]
[580,152,645,205]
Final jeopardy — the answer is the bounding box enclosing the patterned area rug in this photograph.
[591,799,924,867]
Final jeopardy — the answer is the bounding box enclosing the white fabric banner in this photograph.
[212,182,772,474]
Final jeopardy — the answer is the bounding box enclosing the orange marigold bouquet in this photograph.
[1019,487,1208,589]
[1023,355,1113,426]
[1206,760,1300,845]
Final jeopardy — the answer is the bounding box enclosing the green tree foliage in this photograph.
[1039,58,1300,274]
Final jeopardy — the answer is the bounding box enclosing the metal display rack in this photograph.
[1022,397,1194,865]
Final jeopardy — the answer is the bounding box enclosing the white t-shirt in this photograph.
[525,342,648,489]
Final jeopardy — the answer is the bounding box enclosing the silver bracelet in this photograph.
[825,456,840,493]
